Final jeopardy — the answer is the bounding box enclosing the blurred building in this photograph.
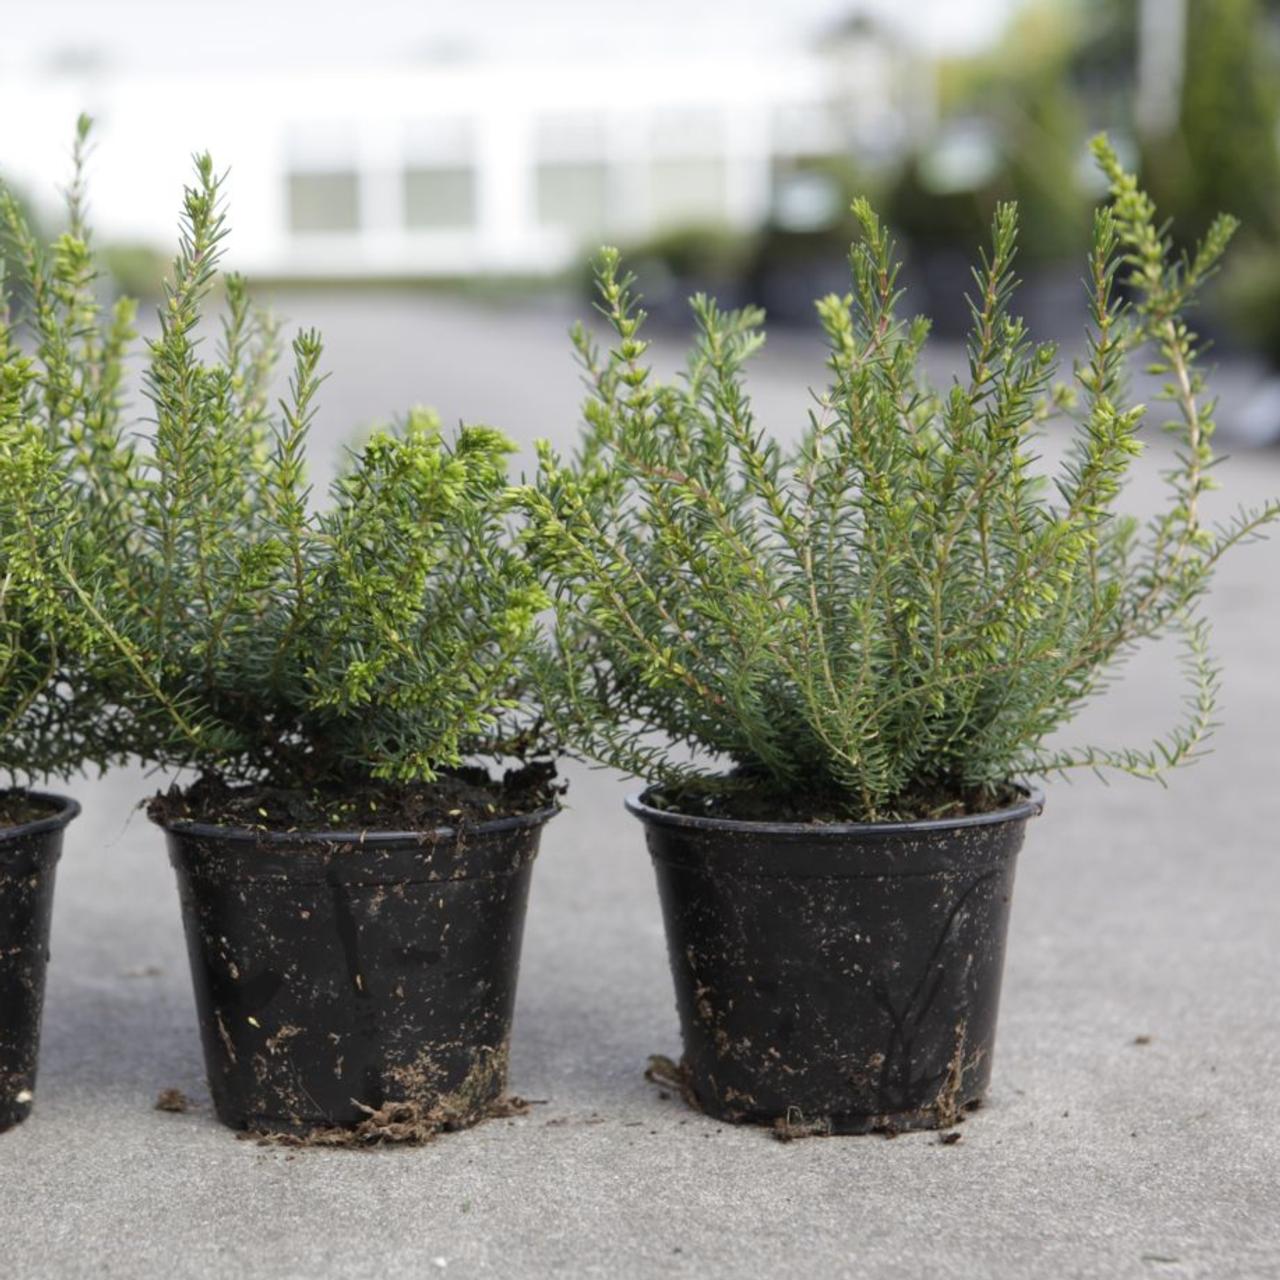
[0,21,930,278]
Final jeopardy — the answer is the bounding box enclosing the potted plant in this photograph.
[8,131,560,1140]
[0,125,137,1129]
[518,138,1279,1135]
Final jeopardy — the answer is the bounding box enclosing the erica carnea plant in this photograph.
[519,137,1279,822]
[0,124,131,791]
[2,121,551,810]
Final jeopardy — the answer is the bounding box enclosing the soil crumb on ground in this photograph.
[644,1054,833,1142]
[148,761,562,831]
[644,1054,699,1112]
[0,790,60,828]
[155,1088,191,1113]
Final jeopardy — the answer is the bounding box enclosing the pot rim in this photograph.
[625,782,1043,837]
[152,801,561,846]
[0,791,82,840]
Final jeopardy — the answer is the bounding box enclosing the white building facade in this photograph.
[0,32,929,278]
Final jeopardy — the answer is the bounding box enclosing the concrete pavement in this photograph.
[1,294,1278,1279]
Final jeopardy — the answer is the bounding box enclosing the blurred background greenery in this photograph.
[612,0,1280,367]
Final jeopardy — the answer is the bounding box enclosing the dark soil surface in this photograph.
[0,791,60,829]
[147,761,563,832]
[646,778,1021,825]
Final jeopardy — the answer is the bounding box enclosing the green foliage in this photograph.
[2,122,548,790]
[1142,0,1280,247]
[1218,242,1280,365]
[1138,0,1280,369]
[1000,66,1089,263]
[0,174,39,321]
[99,242,169,300]
[611,224,757,286]
[884,154,990,256]
[0,119,134,781]
[518,137,1278,820]
[892,5,1090,267]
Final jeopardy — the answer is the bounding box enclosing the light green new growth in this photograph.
[2,118,548,790]
[518,135,1279,820]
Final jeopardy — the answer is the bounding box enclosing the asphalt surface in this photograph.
[1,293,1278,1279]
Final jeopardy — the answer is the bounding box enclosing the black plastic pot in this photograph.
[159,806,556,1134]
[0,793,79,1131]
[629,788,1043,1134]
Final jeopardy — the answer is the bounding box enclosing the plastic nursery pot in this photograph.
[157,805,557,1135]
[629,787,1043,1135]
[0,794,80,1131]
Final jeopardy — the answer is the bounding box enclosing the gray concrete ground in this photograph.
[2,295,1279,1279]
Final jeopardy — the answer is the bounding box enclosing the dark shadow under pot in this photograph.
[157,806,557,1137]
[0,794,80,1131]
[629,788,1043,1135]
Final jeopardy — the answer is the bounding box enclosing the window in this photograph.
[404,167,476,229]
[536,162,609,238]
[535,114,610,238]
[649,158,727,227]
[403,118,478,230]
[648,109,727,227]
[287,172,360,234]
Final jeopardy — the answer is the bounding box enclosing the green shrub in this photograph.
[1218,241,1280,367]
[0,129,132,783]
[99,241,169,300]
[0,174,39,322]
[884,154,990,256]
[518,137,1279,821]
[1141,0,1280,248]
[583,223,756,317]
[1,121,549,795]
[889,9,1090,269]
[0,323,127,782]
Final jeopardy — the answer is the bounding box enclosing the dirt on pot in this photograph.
[645,1051,971,1143]
[147,760,563,831]
[242,1043,528,1148]
[647,1051,834,1143]
[644,1053,699,1112]
[0,797,75,1130]
[163,800,551,1136]
[632,790,1038,1135]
